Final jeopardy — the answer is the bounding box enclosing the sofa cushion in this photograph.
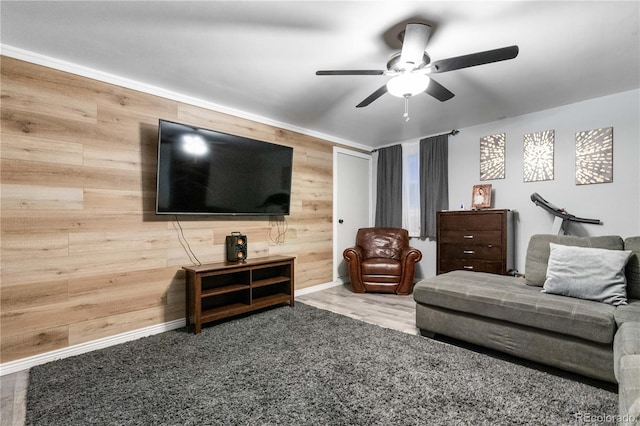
[414,270,616,344]
[625,237,640,300]
[361,258,401,276]
[525,234,625,287]
[542,243,631,306]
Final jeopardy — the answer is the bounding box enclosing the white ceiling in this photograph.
[1,1,639,149]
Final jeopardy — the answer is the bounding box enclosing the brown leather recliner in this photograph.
[343,227,422,295]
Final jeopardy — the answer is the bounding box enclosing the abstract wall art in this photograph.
[523,130,555,182]
[480,133,506,181]
[575,127,613,185]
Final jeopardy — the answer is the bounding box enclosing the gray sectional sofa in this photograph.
[414,234,640,424]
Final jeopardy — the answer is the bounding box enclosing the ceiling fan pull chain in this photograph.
[403,95,410,122]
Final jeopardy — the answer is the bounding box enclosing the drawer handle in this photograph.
[463,250,475,254]
[463,235,474,239]
[463,266,474,270]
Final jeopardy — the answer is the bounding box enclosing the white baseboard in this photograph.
[0,318,186,376]
[1,283,342,375]
[294,280,344,296]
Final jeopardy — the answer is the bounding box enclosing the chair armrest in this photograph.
[401,246,423,263]
[396,247,423,295]
[343,246,366,293]
[343,245,364,262]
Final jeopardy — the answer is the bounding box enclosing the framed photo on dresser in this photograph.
[472,184,492,209]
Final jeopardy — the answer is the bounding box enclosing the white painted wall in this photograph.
[409,238,436,279]
[450,89,639,274]
[399,89,640,278]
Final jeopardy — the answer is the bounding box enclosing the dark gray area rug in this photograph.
[26,303,616,425]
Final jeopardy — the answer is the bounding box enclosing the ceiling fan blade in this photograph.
[425,78,454,102]
[356,85,388,108]
[430,45,519,73]
[316,70,385,76]
[398,23,431,67]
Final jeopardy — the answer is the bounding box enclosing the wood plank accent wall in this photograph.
[0,56,345,363]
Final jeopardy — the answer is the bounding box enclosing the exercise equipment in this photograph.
[530,192,601,235]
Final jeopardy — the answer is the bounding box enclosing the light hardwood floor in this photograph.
[0,369,28,426]
[0,284,418,426]
[297,283,419,335]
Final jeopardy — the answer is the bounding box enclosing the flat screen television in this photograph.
[155,119,293,215]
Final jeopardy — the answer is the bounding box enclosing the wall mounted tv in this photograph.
[156,119,293,216]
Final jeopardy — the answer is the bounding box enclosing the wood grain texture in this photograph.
[0,56,335,363]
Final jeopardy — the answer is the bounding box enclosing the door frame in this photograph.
[333,147,373,283]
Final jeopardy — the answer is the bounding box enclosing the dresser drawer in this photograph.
[438,259,504,275]
[438,212,504,230]
[436,209,513,275]
[439,230,503,245]
[439,244,503,261]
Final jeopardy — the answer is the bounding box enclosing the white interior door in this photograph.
[334,148,372,283]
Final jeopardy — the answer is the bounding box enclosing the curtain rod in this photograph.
[371,129,459,152]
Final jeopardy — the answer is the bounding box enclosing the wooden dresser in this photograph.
[437,209,513,275]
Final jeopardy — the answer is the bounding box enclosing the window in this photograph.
[402,141,420,237]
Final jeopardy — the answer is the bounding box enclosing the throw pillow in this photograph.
[525,234,624,287]
[542,243,632,306]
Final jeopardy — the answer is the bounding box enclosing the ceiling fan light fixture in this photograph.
[386,73,430,98]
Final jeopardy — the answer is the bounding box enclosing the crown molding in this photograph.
[1,44,372,152]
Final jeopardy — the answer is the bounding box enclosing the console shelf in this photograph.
[183,255,295,334]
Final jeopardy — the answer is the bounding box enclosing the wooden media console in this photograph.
[183,255,295,334]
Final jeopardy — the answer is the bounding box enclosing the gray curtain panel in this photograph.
[420,134,449,239]
[375,145,403,227]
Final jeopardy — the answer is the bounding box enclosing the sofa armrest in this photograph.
[615,322,640,425]
[615,300,640,327]
[618,354,640,426]
[614,322,640,381]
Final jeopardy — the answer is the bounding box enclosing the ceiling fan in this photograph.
[316,23,519,121]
